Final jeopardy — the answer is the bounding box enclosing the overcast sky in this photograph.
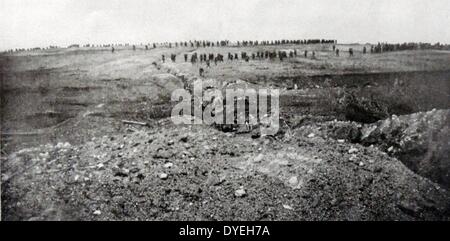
[1,0,449,50]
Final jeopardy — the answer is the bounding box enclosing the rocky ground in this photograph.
[1,45,449,220]
[2,111,449,220]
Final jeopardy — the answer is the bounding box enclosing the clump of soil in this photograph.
[360,109,450,188]
[318,109,450,189]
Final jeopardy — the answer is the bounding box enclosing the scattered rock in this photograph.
[282,204,294,210]
[348,147,359,154]
[96,163,104,169]
[387,146,394,152]
[288,176,298,186]
[330,198,338,205]
[234,187,246,197]
[159,173,168,180]
[56,142,71,149]
[163,162,173,168]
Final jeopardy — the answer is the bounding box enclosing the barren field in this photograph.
[1,44,450,220]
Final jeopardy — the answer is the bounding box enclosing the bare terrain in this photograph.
[1,44,449,220]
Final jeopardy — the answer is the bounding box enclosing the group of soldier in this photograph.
[107,39,339,53]
[160,44,369,66]
[162,50,304,65]
[368,42,449,53]
[151,39,337,49]
[115,43,361,59]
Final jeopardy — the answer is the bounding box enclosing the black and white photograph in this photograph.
[1,0,449,225]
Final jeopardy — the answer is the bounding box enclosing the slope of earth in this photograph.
[1,117,449,220]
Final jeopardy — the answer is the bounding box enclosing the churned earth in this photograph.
[2,115,449,220]
[1,45,450,220]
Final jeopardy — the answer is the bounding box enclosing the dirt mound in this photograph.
[360,109,450,188]
[318,109,449,188]
[2,120,449,220]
